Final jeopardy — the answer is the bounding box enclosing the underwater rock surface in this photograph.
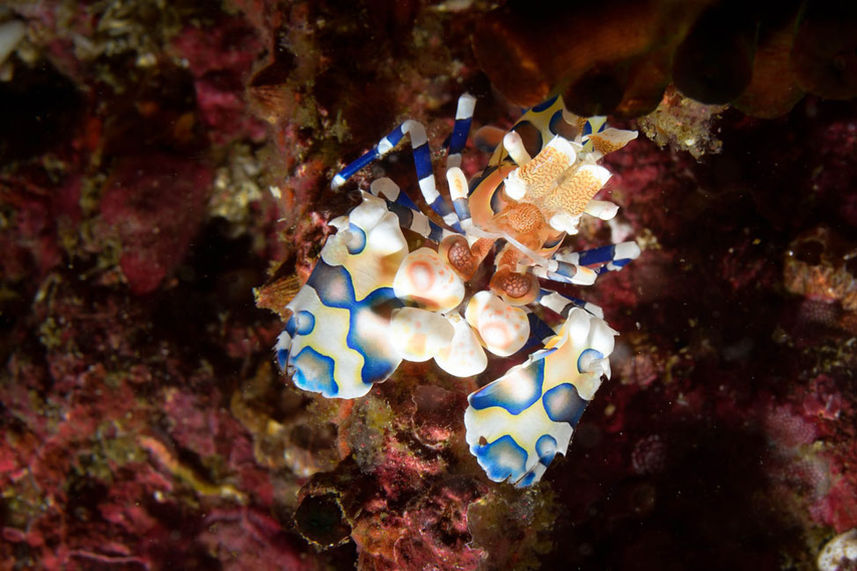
[1,1,856,569]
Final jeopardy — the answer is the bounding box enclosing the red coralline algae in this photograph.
[764,402,820,448]
[811,468,857,533]
[387,478,486,570]
[199,507,312,571]
[172,18,269,145]
[100,154,212,294]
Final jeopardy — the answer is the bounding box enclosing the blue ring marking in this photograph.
[334,122,412,183]
[542,383,588,426]
[595,260,632,275]
[474,434,528,482]
[291,346,339,397]
[468,359,545,415]
[553,260,579,279]
[577,348,604,374]
[428,223,445,243]
[447,219,464,234]
[448,117,473,154]
[335,148,380,183]
[384,124,406,149]
[429,195,453,217]
[413,143,433,180]
[346,223,367,254]
[545,270,574,285]
[577,244,616,266]
[453,197,471,222]
[531,95,558,112]
[294,311,315,335]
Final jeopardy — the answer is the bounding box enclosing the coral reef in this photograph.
[1,1,856,570]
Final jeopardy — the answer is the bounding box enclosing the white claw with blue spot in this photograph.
[277,193,408,399]
[464,308,616,486]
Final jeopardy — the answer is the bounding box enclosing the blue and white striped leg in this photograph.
[444,94,478,226]
[446,167,472,229]
[332,118,463,232]
[536,289,604,321]
[399,119,463,231]
[331,121,411,189]
[446,93,476,170]
[555,241,641,273]
[532,260,597,286]
[532,241,640,286]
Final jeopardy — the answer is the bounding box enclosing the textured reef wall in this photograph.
[1,1,857,570]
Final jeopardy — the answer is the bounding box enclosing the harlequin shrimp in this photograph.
[275,93,639,486]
